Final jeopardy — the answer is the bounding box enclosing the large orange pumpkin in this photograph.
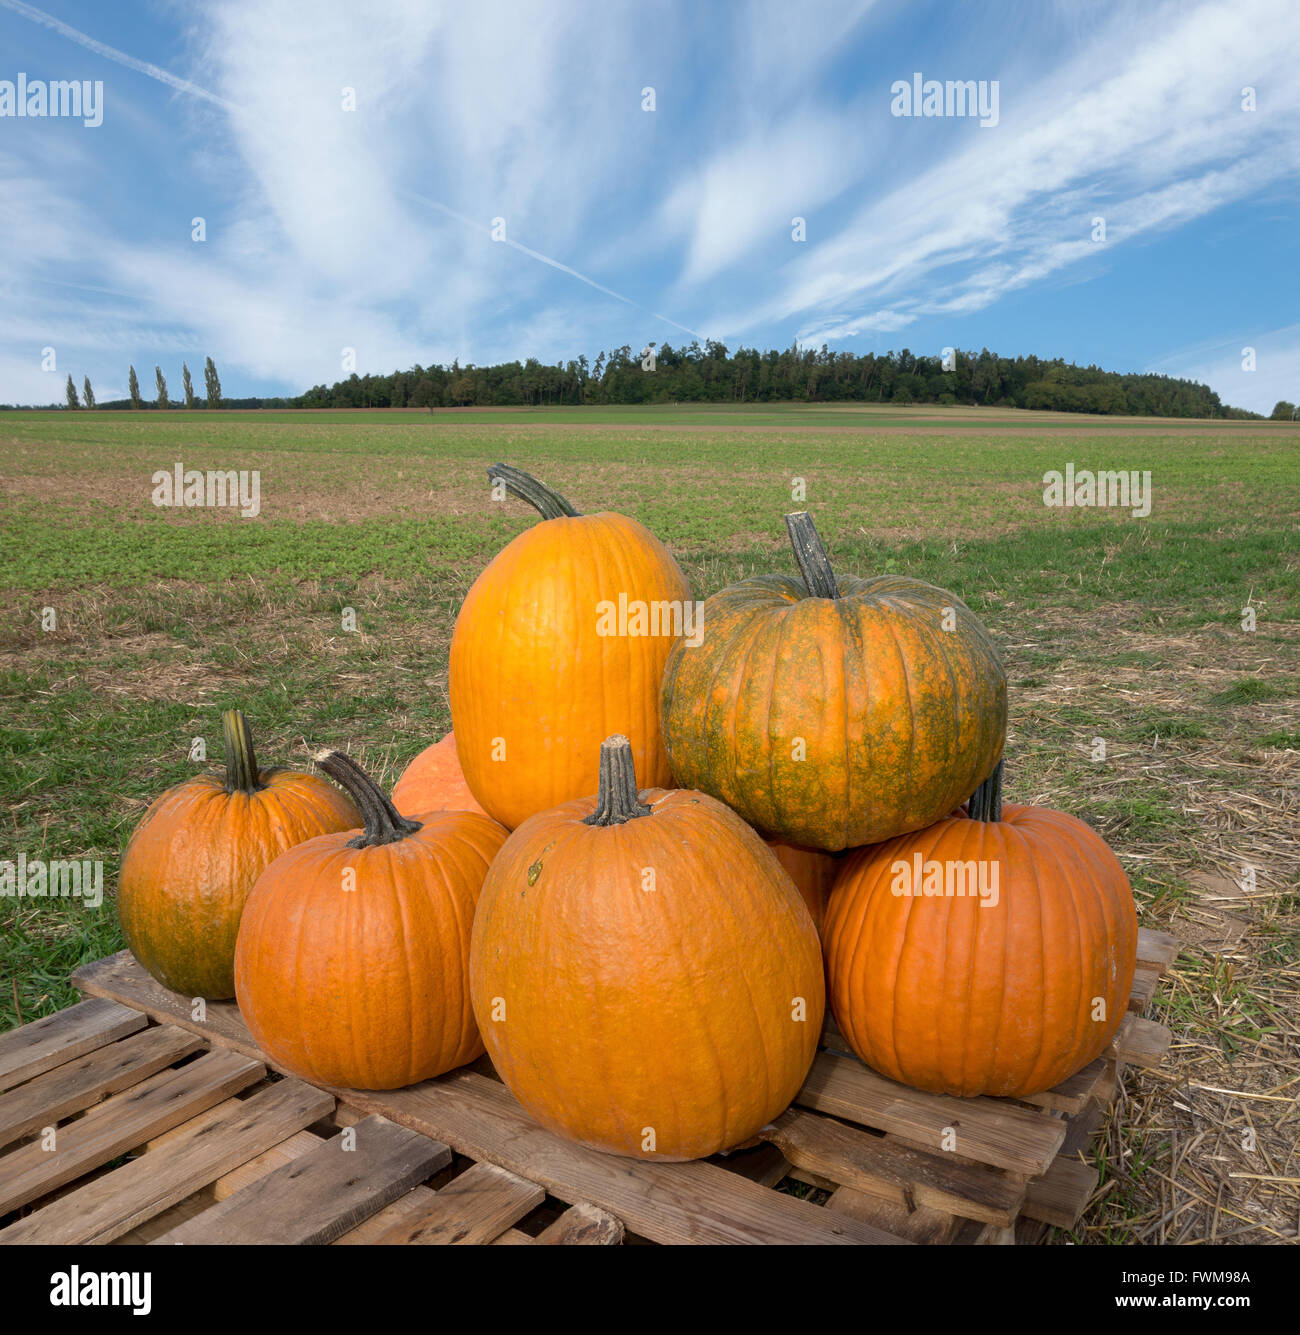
[450,464,691,830]
[765,838,838,937]
[662,511,1005,850]
[823,762,1138,1098]
[234,751,508,1090]
[391,732,486,818]
[469,735,824,1160]
[118,710,361,999]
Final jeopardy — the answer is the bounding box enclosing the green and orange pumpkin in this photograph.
[662,511,1006,850]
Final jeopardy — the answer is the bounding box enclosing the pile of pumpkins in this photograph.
[118,463,1138,1163]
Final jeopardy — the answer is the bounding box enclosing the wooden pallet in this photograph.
[0,929,1177,1246]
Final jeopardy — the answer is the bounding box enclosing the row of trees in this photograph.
[296,343,1258,418]
[64,358,223,410]
[42,344,1281,418]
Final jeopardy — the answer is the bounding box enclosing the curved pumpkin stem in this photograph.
[314,750,423,847]
[967,758,1004,822]
[784,512,841,600]
[583,735,652,827]
[222,709,264,794]
[488,463,581,520]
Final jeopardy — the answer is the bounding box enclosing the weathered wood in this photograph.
[534,1201,624,1245]
[762,1109,1023,1226]
[154,1115,449,1246]
[0,1048,262,1217]
[1015,1058,1110,1115]
[0,1025,203,1149]
[73,953,911,1245]
[212,1129,323,1201]
[334,1185,437,1245]
[827,1186,964,1244]
[796,1053,1066,1175]
[1135,927,1180,972]
[0,998,146,1092]
[1022,1154,1099,1229]
[1108,1016,1171,1068]
[3,1078,331,1244]
[373,1162,544,1245]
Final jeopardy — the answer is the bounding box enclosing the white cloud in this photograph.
[1151,324,1300,415]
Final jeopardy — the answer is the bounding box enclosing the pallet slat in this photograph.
[761,1109,1023,1226]
[1021,1154,1099,1229]
[0,1048,263,1218]
[0,999,146,1092]
[372,1162,544,1245]
[796,1053,1066,1175]
[154,1115,449,1246]
[2,1078,333,1245]
[0,1024,203,1150]
[534,1201,625,1245]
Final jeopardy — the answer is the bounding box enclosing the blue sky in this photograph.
[1,0,1297,411]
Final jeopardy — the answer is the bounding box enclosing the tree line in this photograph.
[14,343,1292,418]
[295,343,1264,418]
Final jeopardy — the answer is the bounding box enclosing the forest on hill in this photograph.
[294,343,1256,417]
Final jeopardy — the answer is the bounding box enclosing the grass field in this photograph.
[2,402,1297,1243]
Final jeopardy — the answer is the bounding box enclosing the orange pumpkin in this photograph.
[470,735,824,1161]
[662,511,1006,850]
[765,838,837,937]
[234,751,508,1090]
[450,464,691,830]
[823,762,1138,1098]
[392,732,486,818]
[118,710,360,999]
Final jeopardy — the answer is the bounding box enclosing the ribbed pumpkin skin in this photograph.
[392,733,486,818]
[470,789,825,1160]
[119,772,360,999]
[823,805,1138,1098]
[662,573,1006,850]
[450,513,691,830]
[235,810,508,1090]
[765,838,838,938]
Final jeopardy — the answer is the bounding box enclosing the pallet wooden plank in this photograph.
[534,1201,624,1245]
[0,1077,327,1245]
[153,1115,449,1246]
[72,953,911,1245]
[1135,927,1180,971]
[761,1109,1023,1226]
[716,1141,791,1189]
[333,1185,437,1245]
[0,1025,203,1150]
[372,1161,544,1245]
[211,1129,323,1201]
[0,1049,267,1225]
[1015,1059,1109,1114]
[827,1186,964,1244]
[491,1228,536,1245]
[0,998,146,1092]
[796,1053,1066,1175]
[1022,1154,1098,1229]
[1108,1016,1171,1068]
[1128,966,1160,1013]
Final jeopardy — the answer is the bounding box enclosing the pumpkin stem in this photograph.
[222,709,265,794]
[488,463,581,520]
[314,750,423,848]
[784,512,841,599]
[583,735,652,827]
[967,759,1004,822]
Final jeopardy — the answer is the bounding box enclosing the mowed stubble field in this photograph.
[2,402,1297,1243]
